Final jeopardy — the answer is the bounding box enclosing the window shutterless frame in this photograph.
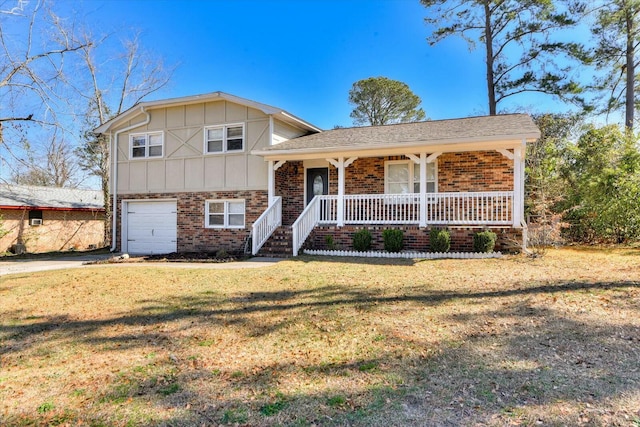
[129,132,164,159]
[204,199,246,229]
[384,160,437,194]
[203,123,245,154]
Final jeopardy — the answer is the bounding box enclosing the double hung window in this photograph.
[205,200,245,228]
[130,132,163,159]
[385,160,436,194]
[205,124,244,153]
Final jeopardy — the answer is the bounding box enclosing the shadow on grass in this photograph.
[2,279,640,425]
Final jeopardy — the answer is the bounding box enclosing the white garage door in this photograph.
[125,201,177,254]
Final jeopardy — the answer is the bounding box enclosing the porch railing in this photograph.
[252,196,282,255]
[292,191,513,257]
[317,191,513,225]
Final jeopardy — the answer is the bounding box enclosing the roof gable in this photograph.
[0,185,104,210]
[94,91,321,134]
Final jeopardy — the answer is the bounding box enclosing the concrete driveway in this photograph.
[0,254,283,277]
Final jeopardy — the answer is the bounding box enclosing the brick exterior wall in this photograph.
[115,190,268,254]
[275,161,304,226]
[0,208,105,253]
[438,151,513,192]
[307,225,522,253]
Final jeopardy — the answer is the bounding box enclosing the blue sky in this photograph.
[70,0,575,130]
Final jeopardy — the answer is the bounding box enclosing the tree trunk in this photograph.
[624,5,635,130]
[484,1,497,115]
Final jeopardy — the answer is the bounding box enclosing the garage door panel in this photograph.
[125,201,177,254]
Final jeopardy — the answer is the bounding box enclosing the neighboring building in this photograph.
[0,185,105,254]
[95,91,540,256]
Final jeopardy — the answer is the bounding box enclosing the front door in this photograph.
[306,168,329,204]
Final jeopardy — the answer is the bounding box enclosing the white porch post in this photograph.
[268,160,286,205]
[337,157,345,226]
[327,157,357,227]
[268,160,275,204]
[419,153,427,227]
[513,144,524,227]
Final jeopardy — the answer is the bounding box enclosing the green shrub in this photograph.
[324,235,336,250]
[352,229,372,252]
[429,228,451,252]
[473,231,497,253]
[383,229,404,252]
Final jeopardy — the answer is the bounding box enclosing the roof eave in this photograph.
[252,133,540,160]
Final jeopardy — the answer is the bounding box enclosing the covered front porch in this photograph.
[250,115,539,256]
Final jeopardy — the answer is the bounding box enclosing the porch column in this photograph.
[268,161,275,204]
[513,143,524,227]
[268,160,286,204]
[327,157,357,227]
[419,153,427,227]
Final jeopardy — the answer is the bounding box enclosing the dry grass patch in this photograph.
[1,248,639,426]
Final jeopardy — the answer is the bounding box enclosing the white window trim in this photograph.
[203,123,245,154]
[204,199,246,229]
[129,131,164,159]
[384,160,437,194]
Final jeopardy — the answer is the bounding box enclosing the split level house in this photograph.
[94,92,540,256]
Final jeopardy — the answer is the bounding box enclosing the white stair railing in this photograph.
[292,196,320,256]
[252,196,282,255]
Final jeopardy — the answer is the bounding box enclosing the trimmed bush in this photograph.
[324,235,336,250]
[474,231,497,253]
[383,229,404,252]
[352,229,372,252]
[429,228,450,253]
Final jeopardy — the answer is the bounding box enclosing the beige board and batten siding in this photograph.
[273,120,308,145]
[114,100,274,194]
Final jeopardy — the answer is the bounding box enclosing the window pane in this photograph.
[209,214,224,226]
[227,138,243,151]
[132,136,146,147]
[209,202,224,214]
[149,134,162,145]
[148,145,162,157]
[413,182,420,193]
[227,126,243,138]
[388,164,409,182]
[228,214,244,226]
[132,147,145,158]
[228,201,244,214]
[389,183,409,194]
[313,175,324,196]
[207,140,223,152]
[426,163,436,181]
[207,128,223,140]
[426,182,436,193]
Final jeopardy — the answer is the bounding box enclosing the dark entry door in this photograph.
[306,168,329,204]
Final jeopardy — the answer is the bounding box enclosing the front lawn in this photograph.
[1,248,639,426]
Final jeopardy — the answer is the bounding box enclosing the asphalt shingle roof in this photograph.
[0,185,104,210]
[259,114,540,153]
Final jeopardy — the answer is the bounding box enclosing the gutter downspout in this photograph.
[109,107,151,252]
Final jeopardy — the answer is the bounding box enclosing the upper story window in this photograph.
[205,124,244,154]
[130,132,163,159]
[385,160,437,194]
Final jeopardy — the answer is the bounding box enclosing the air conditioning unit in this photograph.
[30,218,43,226]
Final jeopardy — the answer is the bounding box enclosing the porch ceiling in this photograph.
[252,114,540,161]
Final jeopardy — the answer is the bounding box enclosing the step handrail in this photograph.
[252,196,282,255]
[292,196,320,256]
